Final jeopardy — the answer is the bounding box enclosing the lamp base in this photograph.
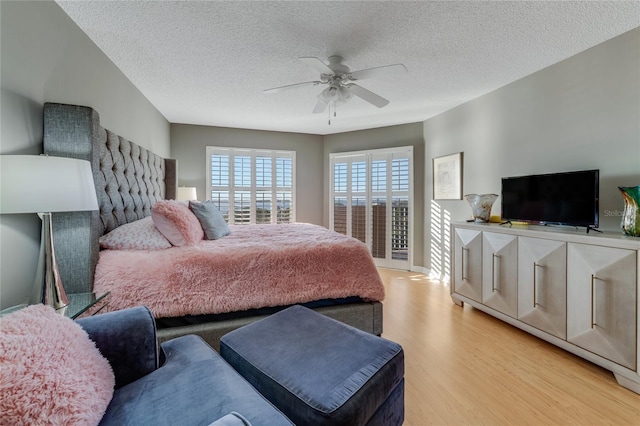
[31,213,69,313]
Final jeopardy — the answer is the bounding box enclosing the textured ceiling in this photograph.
[56,1,640,135]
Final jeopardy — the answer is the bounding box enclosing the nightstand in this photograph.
[0,304,28,317]
[65,291,110,319]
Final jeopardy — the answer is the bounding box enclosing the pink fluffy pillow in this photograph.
[0,304,115,425]
[151,200,204,246]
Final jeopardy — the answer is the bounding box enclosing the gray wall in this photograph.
[0,0,170,309]
[323,123,426,269]
[170,125,324,225]
[171,122,425,268]
[424,28,640,280]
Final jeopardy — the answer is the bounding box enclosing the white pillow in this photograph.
[99,216,172,250]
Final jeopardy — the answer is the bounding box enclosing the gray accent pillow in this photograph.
[189,200,231,240]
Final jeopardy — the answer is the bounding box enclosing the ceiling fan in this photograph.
[263,56,407,117]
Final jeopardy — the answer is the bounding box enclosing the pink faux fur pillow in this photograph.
[151,200,204,246]
[0,304,115,426]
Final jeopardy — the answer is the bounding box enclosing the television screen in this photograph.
[501,169,599,228]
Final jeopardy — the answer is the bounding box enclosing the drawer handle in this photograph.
[492,253,500,293]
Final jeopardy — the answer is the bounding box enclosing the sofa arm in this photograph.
[77,306,160,389]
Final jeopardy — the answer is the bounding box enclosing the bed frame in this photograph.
[43,103,382,350]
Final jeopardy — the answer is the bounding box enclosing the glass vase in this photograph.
[465,194,498,223]
[619,186,640,237]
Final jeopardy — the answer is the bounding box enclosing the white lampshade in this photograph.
[177,186,198,201]
[0,155,99,214]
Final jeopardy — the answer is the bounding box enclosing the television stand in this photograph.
[450,221,640,394]
[587,226,603,234]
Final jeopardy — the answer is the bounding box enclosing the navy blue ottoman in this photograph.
[220,305,404,426]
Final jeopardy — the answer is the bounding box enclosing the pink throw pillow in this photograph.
[99,216,172,250]
[0,304,115,425]
[151,200,204,246]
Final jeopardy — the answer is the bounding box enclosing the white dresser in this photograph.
[451,221,640,393]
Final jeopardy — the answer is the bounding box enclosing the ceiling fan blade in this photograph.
[349,63,407,80]
[346,84,389,108]
[263,81,321,94]
[312,99,328,114]
[299,57,334,75]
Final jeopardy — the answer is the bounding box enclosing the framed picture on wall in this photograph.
[433,152,463,200]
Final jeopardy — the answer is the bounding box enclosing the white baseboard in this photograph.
[410,266,430,275]
[382,265,451,284]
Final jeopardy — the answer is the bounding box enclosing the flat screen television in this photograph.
[501,169,599,229]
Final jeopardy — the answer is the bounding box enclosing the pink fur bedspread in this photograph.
[94,223,385,318]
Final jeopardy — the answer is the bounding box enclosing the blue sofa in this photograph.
[77,306,293,426]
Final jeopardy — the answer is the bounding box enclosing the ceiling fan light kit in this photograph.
[264,56,407,124]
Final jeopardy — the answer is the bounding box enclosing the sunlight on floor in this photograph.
[379,268,449,288]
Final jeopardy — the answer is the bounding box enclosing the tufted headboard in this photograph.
[43,103,177,294]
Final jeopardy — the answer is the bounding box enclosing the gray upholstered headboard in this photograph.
[43,103,177,294]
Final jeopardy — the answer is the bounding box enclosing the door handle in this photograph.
[533,263,542,308]
[461,247,469,281]
[591,274,601,329]
[492,253,500,292]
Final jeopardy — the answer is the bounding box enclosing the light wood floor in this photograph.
[378,268,640,426]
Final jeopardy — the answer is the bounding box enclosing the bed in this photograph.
[43,102,384,349]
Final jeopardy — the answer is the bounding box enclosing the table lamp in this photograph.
[177,186,198,201]
[0,155,99,313]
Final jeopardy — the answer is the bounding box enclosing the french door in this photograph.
[330,147,413,269]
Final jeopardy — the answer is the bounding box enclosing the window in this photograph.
[330,147,412,269]
[206,147,295,224]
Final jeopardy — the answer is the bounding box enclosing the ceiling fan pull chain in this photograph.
[328,102,331,125]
